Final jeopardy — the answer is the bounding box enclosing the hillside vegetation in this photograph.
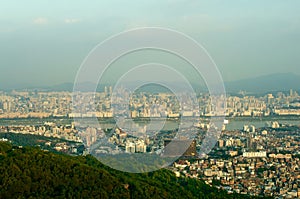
[0,142,269,199]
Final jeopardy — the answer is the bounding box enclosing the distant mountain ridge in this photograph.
[47,73,300,93]
[225,73,300,93]
[3,73,300,94]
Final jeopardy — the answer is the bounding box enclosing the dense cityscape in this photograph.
[2,1,300,198]
[0,88,300,119]
[1,89,300,198]
[172,124,300,198]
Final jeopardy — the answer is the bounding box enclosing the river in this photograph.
[0,116,299,131]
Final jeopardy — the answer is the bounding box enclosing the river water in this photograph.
[0,116,299,131]
[225,117,300,130]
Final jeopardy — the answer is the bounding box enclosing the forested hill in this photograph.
[0,142,269,199]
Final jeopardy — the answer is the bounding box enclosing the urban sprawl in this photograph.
[0,88,300,198]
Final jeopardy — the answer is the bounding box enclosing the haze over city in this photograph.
[2,1,300,198]
[1,0,300,89]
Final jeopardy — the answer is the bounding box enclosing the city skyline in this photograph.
[2,1,300,198]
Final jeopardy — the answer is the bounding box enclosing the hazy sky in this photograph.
[1,0,300,89]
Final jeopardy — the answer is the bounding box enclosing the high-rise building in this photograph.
[104,86,108,96]
[218,140,224,148]
[135,140,147,153]
[109,86,112,96]
[125,142,135,153]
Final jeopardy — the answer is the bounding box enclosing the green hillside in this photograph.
[0,142,268,199]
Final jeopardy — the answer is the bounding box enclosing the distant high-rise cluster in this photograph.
[0,89,299,119]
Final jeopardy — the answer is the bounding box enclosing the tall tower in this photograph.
[104,86,108,96]
[290,89,295,97]
[109,86,112,96]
